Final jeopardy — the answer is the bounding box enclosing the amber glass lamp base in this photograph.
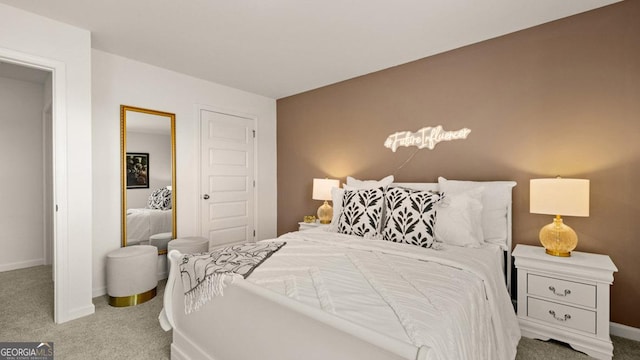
[317,201,333,224]
[539,215,578,257]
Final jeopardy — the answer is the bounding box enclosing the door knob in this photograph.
[203,194,210,200]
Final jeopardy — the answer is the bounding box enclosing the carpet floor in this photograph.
[1,265,638,359]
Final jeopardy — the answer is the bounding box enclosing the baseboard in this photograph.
[158,270,168,280]
[610,322,640,341]
[92,286,107,298]
[0,258,45,272]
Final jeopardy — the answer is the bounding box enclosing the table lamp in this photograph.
[312,178,339,224]
[530,178,589,257]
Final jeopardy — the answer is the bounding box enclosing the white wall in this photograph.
[0,3,93,322]
[0,76,45,271]
[126,132,172,209]
[92,49,277,296]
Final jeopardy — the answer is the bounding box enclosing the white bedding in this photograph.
[126,208,172,243]
[249,229,520,360]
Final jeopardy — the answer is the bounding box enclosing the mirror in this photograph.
[121,105,176,254]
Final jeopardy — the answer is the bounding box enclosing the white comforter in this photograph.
[126,208,172,243]
[250,229,520,360]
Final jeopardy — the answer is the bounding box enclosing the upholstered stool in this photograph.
[167,237,209,272]
[149,232,172,252]
[106,245,158,307]
[167,237,209,254]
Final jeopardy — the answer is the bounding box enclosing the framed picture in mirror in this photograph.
[126,152,149,189]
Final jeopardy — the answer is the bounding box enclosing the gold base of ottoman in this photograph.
[109,287,157,307]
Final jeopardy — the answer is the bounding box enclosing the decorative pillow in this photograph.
[438,177,516,249]
[345,175,394,189]
[327,187,345,232]
[147,187,172,210]
[382,187,442,248]
[337,187,384,237]
[435,187,484,247]
[328,176,394,232]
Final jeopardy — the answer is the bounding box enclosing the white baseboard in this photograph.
[610,322,640,342]
[157,270,168,281]
[0,258,45,272]
[92,286,107,298]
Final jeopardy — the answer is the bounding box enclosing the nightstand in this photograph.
[513,244,618,360]
[298,221,329,231]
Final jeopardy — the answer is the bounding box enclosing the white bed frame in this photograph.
[160,182,514,360]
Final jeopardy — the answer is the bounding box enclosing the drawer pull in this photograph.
[549,310,571,322]
[548,286,571,297]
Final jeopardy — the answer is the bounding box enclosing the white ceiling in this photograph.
[0,0,620,99]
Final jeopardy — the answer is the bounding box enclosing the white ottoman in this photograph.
[106,245,158,307]
[167,237,210,272]
[149,232,172,252]
[167,237,210,254]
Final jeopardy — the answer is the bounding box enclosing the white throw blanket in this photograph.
[179,241,286,314]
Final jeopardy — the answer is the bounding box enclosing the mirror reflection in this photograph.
[121,105,176,254]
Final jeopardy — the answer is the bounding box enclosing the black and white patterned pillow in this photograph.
[382,187,442,248]
[147,187,172,210]
[337,187,384,237]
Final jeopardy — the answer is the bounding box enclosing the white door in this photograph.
[200,109,255,248]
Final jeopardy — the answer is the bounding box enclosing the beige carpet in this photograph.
[0,265,171,360]
[1,265,638,359]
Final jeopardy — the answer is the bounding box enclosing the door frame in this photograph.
[195,104,258,242]
[43,100,53,267]
[0,47,68,323]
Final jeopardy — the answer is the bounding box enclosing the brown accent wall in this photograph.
[277,1,640,328]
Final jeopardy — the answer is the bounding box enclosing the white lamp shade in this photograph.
[530,178,589,217]
[312,178,339,201]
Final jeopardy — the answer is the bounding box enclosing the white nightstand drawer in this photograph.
[527,297,596,334]
[528,274,596,308]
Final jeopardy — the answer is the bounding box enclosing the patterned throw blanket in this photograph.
[179,241,286,314]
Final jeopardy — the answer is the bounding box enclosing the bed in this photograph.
[126,208,172,245]
[159,178,521,360]
[127,186,173,245]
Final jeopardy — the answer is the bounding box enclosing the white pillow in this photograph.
[346,175,394,189]
[327,187,345,232]
[435,187,484,247]
[438,177,516,249]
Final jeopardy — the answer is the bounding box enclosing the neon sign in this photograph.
[384,125,471,152]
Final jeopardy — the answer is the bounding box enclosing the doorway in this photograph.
[0,49,68,324]
[0,60,53,313]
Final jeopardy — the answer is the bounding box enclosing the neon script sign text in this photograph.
[384,125,471,152]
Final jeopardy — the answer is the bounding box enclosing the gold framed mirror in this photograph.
[121,105,176,254]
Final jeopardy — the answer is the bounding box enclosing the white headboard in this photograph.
[392,182,514,296]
